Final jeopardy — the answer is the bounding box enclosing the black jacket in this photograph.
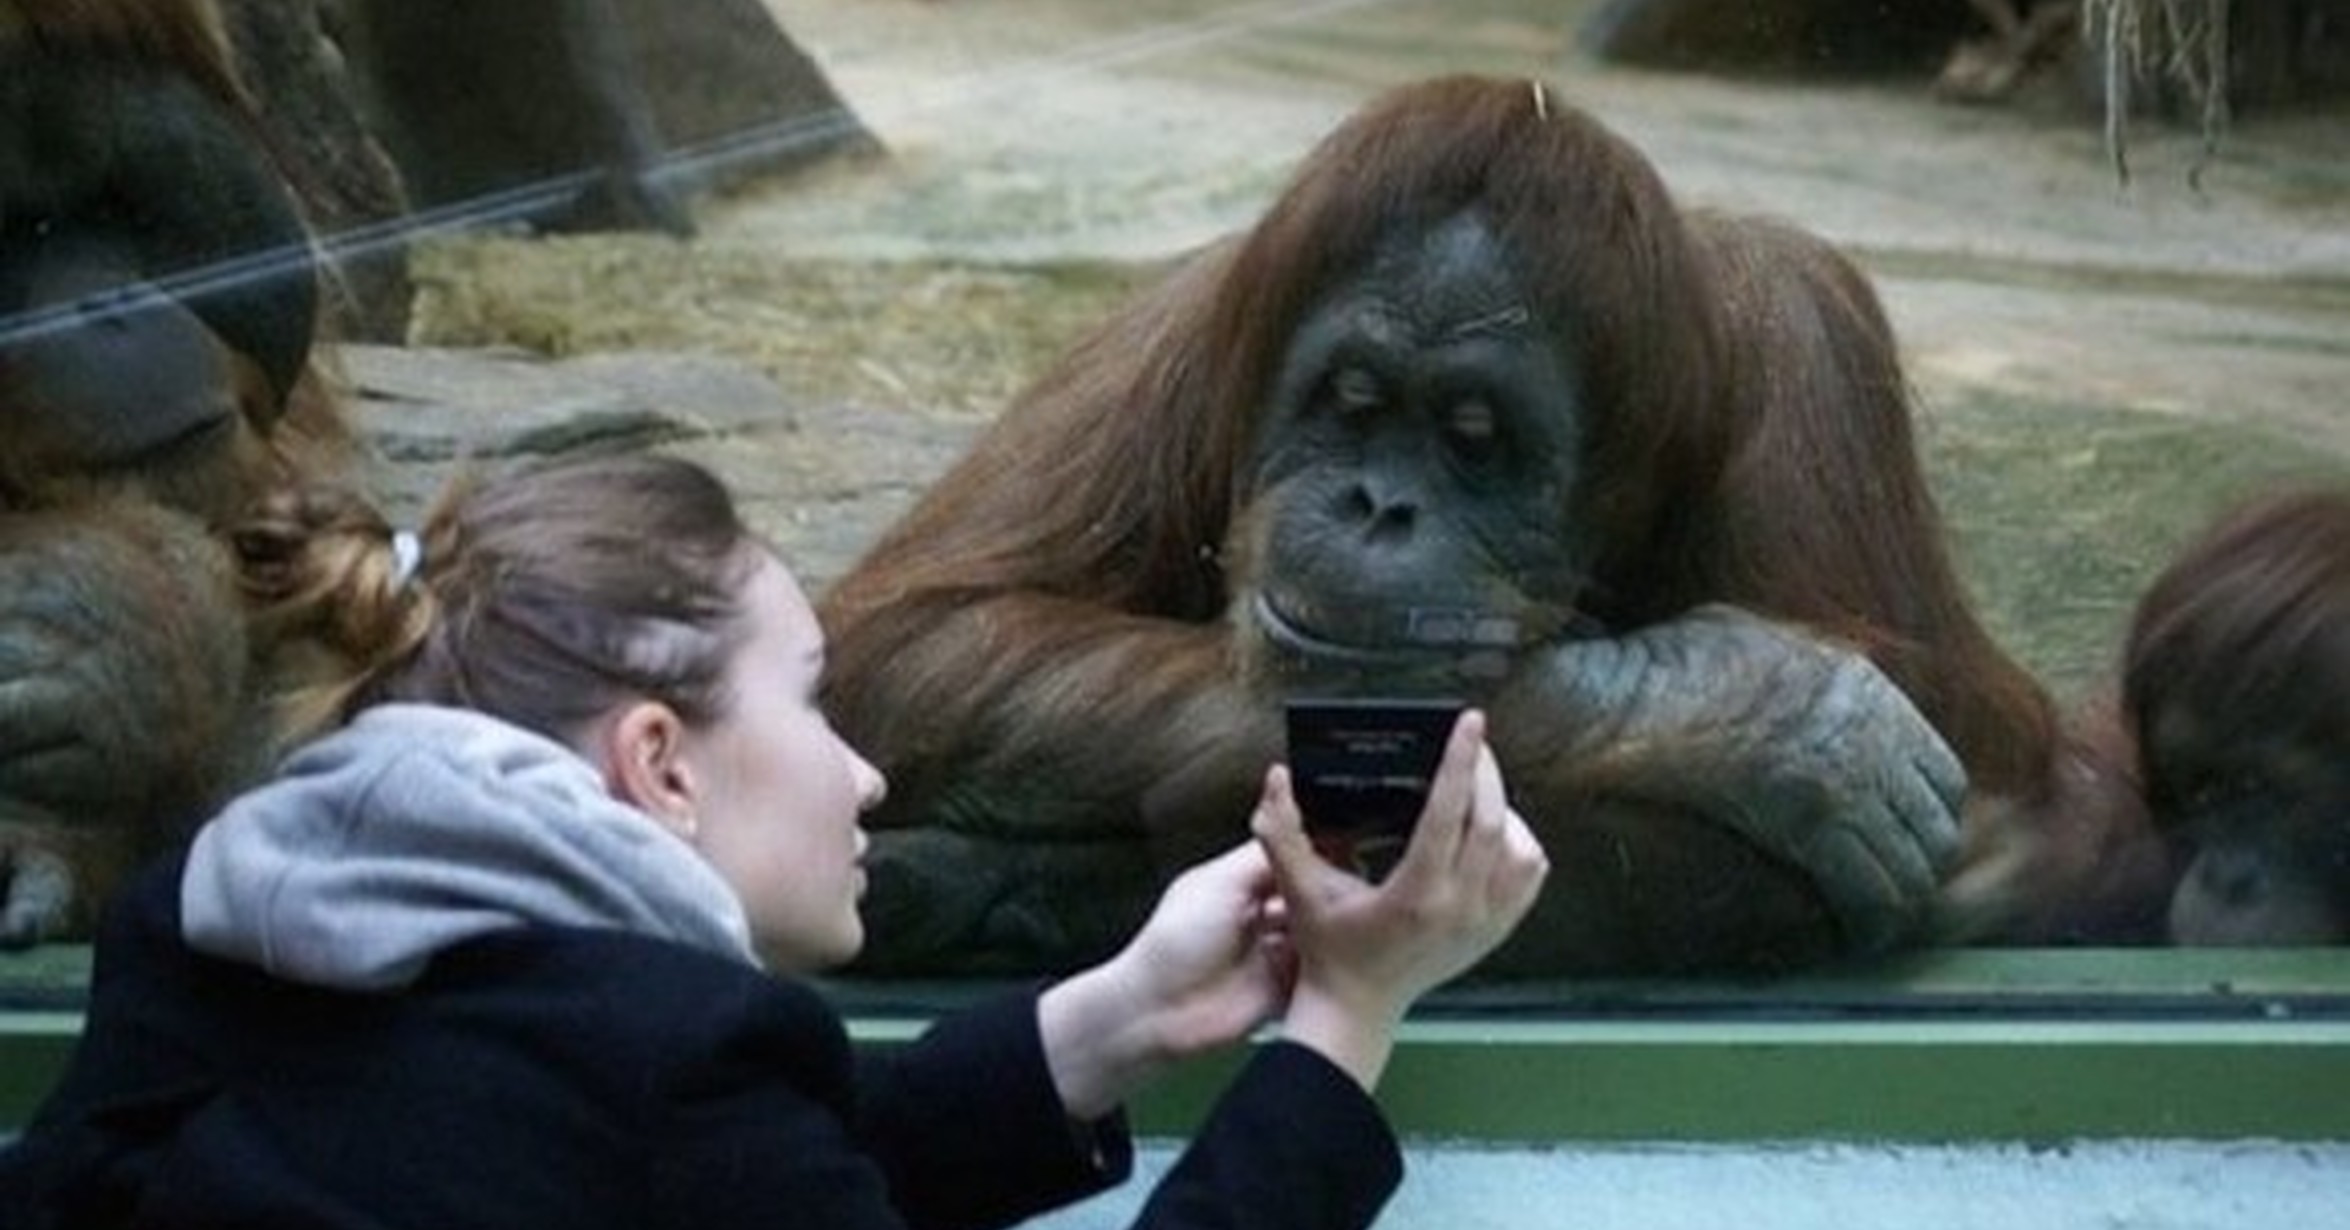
[1,859,1402,1229]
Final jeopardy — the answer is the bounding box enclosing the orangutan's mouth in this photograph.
[1252,592,1432,666]
[1255,590,1598,664]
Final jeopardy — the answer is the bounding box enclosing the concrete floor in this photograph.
[1032,1139,2350,1229]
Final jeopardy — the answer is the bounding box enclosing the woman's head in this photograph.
[374,452,754,732]
[238,451,752,737]
[627,551,886,970]
[238,452,886,969]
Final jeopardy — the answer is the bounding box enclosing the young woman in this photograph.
[0,452,1548,1229]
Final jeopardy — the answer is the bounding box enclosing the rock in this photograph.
[339,343,976,592]
[334,0,880,238]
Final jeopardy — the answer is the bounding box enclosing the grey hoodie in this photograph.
[181,703,760,991]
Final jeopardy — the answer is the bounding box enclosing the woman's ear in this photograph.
[598,701,699,840]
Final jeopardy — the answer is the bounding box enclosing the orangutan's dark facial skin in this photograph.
[1241,212,1589,668]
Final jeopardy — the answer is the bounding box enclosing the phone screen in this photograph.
[1283,697,1463,848]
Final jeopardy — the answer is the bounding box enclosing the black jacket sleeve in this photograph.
[648,981,1127,1230]
[855,993,1401,1230]
[1133,1041,1404,1230]
[854,986,1134,1230]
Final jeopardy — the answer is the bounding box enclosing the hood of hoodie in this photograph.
[181,703,759,991]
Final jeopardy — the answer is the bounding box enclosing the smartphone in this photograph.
[1283,697,1464,844]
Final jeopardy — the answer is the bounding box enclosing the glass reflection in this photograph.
[1,0,2345,1014]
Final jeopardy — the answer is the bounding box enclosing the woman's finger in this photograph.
[1251,765,1348,913]
[1391,709,1486,886]
[1494,808,1551,915]
[1449,744,1513,884]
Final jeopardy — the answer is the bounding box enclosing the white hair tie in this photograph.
[390,530,424,586]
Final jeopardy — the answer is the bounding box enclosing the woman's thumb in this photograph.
[1251,766,1327,898]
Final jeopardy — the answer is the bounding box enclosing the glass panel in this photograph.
[2,0,2344,1018]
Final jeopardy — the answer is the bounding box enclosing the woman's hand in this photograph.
[1038,840,1294,1121]
[1038,710,1547,1116]
[1257,709,1548,1090]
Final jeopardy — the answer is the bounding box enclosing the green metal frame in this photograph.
[10,947,2350,1141]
